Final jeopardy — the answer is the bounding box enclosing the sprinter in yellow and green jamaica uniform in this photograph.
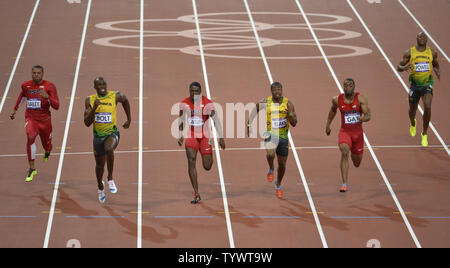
[398,32,441,147]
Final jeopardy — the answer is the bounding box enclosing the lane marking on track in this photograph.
[244,0,327,248]
[299,0,422,248]
[137,0,145,249]
[192,0,235,249]
[242,216,301,219]
[1,144,448,158]
[397,0,450,63]
[0,0,40,115]
[347,0,449,157]
[154,215,214,219]
[43,0,92,249]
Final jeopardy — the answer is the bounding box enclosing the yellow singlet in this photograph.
[266,96,289,139]
[409,46,434,86]
[89,91,118,137]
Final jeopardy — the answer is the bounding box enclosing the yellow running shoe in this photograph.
[25,169,37,182]
[43,152,50,163]
[421,132,428,147]
[409,119,417,137]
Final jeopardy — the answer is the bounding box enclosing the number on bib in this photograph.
[188,116,204,127]
[272,118,288,129]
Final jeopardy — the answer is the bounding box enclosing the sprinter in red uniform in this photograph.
[10,65,60,182]
[325,78,371,192]
[177,82,225,204]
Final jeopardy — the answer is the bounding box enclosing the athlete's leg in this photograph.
[38,120,53,159]
[266,149,275,171]
[276,155,287,188]
[104,134,119,181]
[95,156,106,190]
[186,147,199,195]
[339,143,351,185]
[421,93,433,135]
[408,102,419,127]
[351,153,363,168]
[199,138,213,171]
[25,119,39,170]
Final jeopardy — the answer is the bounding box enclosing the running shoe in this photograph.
[191,192,201,204]
[267,172,274,183]
[339,184,348,192]
[108,180,118,194]
[421,132,428,147]
[43,152,50,163]
[98,181,106,203]
[275,181,283,199]
[409,119,417,137]
[25,169,37,182]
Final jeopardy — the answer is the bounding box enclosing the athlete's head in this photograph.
[189,81,202,101]
[31,65,44,84]
[94,77,108,97]
[343,78,355,98]
[270,82,283,100]
[416,32,428,47]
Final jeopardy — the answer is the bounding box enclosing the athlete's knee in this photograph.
[339,145,350,157]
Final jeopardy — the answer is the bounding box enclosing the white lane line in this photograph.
[297,0,421,248]
[243,0,328,248]
[0,0,40,114]
[43,0,92,248]
[137,0,144,249]
[398,0,450,63]
[1,144,447,158]
[347,0,449,157]
[192,0,235,248]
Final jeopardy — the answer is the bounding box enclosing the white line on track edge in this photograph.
[137,0,144,249]
[243,0,328,248]
[192,0,235,248]
[43,0,92,248]
[0,0,40,114]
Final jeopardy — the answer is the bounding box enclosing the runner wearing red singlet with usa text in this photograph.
[177,82,225,204]
[9,65,60,182]
[325,78,371,192]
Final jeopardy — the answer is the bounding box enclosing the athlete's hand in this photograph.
[93,98,100,109]
[123,120,131,129]
[325,125,331,136]
[9,110,16,120]
[178,136,184,147]
[398,62,411,72]
[40,89,49,99]
[219,138,226,150]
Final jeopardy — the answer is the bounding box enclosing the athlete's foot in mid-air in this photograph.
[25,168,37,182]
[274,181,283,199]
[339,184,348,192]
[409,119,417,137]
[421,132,428,147]
[108,179,118,194]
[191,192,201,204]
[267,169,274,183]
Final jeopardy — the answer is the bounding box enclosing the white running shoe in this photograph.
[98,181,106,203]
[98,189,106,203]
[108,180,118,194]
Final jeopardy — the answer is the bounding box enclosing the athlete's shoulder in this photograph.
[202,95,213,103]
[21,80,33,88]
[181,96,191,104]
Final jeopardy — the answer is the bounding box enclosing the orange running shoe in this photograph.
[267,172,274,183]
[276,188,283,199]
[339,184,348,192]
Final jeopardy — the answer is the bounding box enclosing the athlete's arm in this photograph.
[287,100,298,127]
[84,97,98,127]
[398,49,411,72]
[116,91,131,129]
[432,49,440,81]
[325,96,338,136]
[10,89,25,120]
[358,94,371,123]
[41,83,60,110]
[210,109,225,150]
[178,107,185,146]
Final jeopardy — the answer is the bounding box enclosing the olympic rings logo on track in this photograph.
[93,12,372,60]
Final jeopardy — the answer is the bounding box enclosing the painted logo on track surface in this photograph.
[93,12,372,60]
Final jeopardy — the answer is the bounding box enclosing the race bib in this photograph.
[95,112,112,124]
[27,98,41,109]
[188,116,204,127]
[272,117,288,129]
[344,112,360,125]
[415,62,430,73]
